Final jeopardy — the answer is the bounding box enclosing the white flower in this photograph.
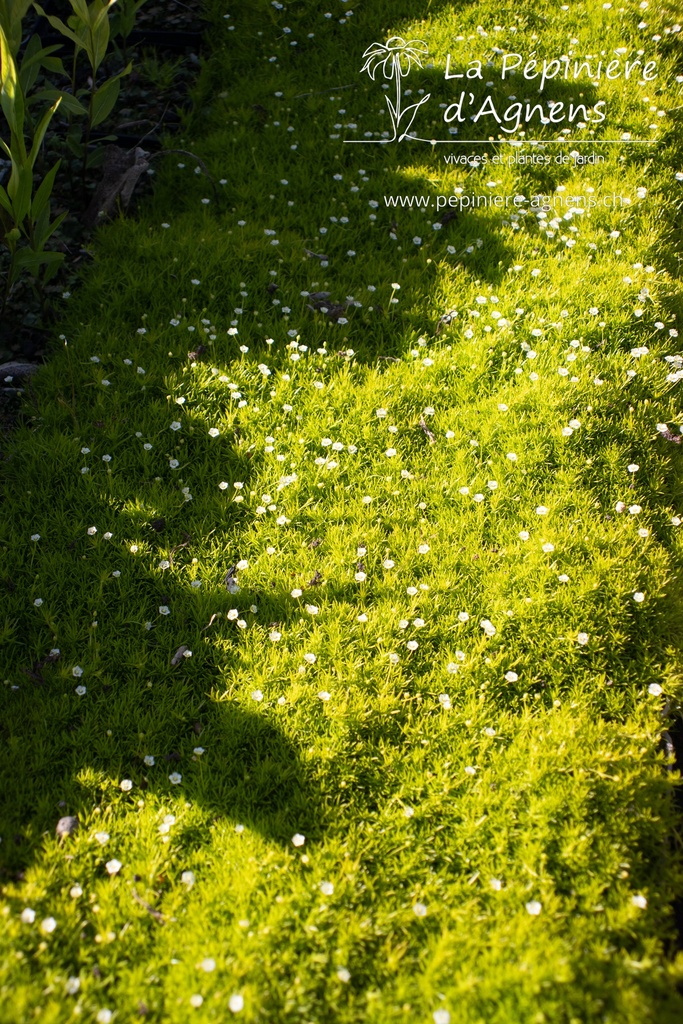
[633,592,645,603]
[229,994,244,1013]
[464,765,476,776]
[181,870,196,888]
[291,833,306,847]
[190,995,203,1008]
[577,632,589,646]
[65,977,81,995]
[251,690,263,702]
[105,859,122,875]
[303,653,317,664]
[418,543,430,554]
[318,691,331,701]
[413,902,427,917]
[433,1012,451,1024]
[144,755,155,767]
[200,958,216,973]
[535,505,548,515]
[305,604,319,615]
[208,427,220,438]
[631,894,647,909]
[525,900,542,916]
[159,605,170,616]
[75,685,86,696]
[120,779,133,792]
[94,832,110,845]
[96,1012,113,1024]
[20,908,36,923]
[504,671,518,682]
[169,772,182,785]
[319,881,334,895]
[648,683,663,696]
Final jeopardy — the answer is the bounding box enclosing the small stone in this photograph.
[56,816,79,839]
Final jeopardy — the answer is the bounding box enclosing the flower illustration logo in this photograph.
[360,37,431,142]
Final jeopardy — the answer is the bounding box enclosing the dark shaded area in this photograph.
[666,715,683,954]
[0,688,321,878]
[0,417,325,874]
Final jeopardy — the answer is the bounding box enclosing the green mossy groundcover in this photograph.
[1,1,683,1021]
